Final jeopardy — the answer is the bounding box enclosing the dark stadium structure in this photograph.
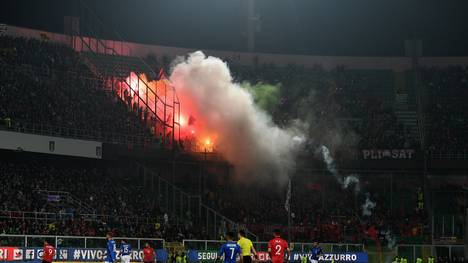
[1,1,468,263]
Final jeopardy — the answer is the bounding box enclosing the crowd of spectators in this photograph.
[0,157,200,240]
[203,174,429,244]
[0,35,423,153]
[421,66,468,153]
[229,63,418,154]
[0,35,155,145]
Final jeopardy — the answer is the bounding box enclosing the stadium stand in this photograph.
[0,35,420,152]
[228,62,419,152]
[421,66,468,153]
[0,33,467,255]
[199,173,429,244]
[0,35,157,147]
[0,153,201,241]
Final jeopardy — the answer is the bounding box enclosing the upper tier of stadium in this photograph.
[2,23,468,158]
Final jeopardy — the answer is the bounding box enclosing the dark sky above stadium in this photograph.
[2,0,468,56]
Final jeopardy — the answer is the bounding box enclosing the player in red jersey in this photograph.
[268,229,289,263]
[42,240,56,263]
[143,243,156,263]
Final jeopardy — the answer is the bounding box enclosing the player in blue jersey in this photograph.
[310,241,323,263]
[105,232,117,263]
[120,240,132,263]
[217,232,241,263]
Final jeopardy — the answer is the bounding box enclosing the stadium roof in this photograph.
[3,0,468,56]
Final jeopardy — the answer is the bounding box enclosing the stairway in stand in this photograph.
[394,93,420,142]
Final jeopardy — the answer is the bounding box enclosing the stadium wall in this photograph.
[0,130,102,159]
[3,24,468,71]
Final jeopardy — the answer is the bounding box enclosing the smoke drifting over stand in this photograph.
[320,145,361,194]
[170,51,303,185]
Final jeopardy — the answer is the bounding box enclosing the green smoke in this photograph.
[243,82,281,115]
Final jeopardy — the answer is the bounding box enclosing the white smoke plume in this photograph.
[320,145,339,180]
[170,51,304,184]
[385,230,397,249]
[343,174,361,193]
[320,145,361,193]
[362,194,376,216]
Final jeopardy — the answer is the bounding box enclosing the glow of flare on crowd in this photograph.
[116,51,303,184]
[116,70,217,152]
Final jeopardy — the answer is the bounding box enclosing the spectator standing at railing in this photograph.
[3,117,11,128]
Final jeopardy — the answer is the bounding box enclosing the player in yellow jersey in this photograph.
[237,230,257,263]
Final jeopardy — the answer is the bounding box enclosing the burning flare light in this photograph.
[116,52,303,184]
[116,70,215,150]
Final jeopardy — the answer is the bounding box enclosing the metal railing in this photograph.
[74,1,181,147]
[79,213,160,225]
[0,234,164,249]
[1,63,159,148]
[35,190,96,214]
[431,214,464,242]
[182,239,364,252]
[0,210,160,226]
[430,150,468,160]
[138,164,258,241]
[0,234,365,253]
[0,211,73,221]
[0,120,156,148]
[397,244,465,262]
[1,63,99,80]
